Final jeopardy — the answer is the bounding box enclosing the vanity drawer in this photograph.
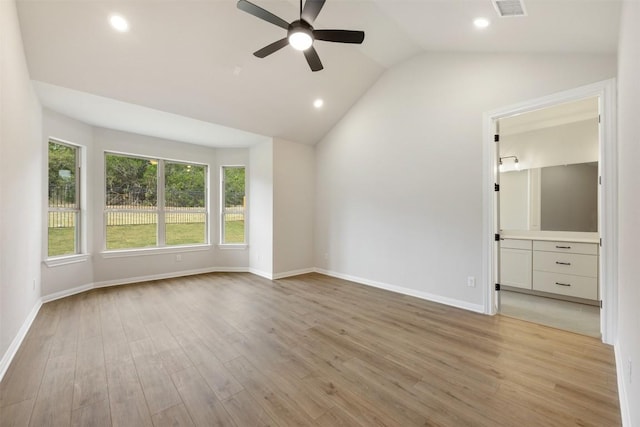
[533,271,598,300]
[533,251,598,277]
[532,240,598,255]
[501,239,532,250]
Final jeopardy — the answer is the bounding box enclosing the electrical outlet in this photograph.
[176,254,182,262]
[467,276,476,288]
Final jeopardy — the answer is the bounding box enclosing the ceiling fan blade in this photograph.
[301,0,326,23]
[254,38,289,58]
[237,0,290,30]
[313,29,365,44]
[303,46,323,72]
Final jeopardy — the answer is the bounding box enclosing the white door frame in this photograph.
[482,78,617,344]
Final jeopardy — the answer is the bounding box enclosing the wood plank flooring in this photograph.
[0,272,621,426]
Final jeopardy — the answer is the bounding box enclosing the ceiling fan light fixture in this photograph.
[289,31,313,51]
[288,23,313,51]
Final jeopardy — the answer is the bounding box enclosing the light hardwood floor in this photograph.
[0,272,621,426]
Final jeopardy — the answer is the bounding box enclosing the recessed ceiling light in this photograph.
[313,99,324,109]
[473,17,490,29]
[109,15,129,32]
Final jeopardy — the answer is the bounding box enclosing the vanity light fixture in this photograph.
[499,155,519,171]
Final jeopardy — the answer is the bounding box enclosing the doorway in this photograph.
[483,79,617,344]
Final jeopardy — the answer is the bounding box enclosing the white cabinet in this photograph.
[532,240,598,300]
[500,238,599,301]
[500,239,532,290]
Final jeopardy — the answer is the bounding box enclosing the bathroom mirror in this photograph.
[500,161,598,232]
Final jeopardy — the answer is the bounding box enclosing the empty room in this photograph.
[1,0,639,426]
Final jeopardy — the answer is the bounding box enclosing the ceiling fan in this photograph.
[237,0,365,72]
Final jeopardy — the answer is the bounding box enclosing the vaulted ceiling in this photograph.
[17,0,621,147]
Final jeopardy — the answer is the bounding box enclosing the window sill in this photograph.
[44,254,90,268]
[217,244,248,250]
[101,244,211,259]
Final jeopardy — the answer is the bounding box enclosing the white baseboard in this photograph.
[272,268,315,280]
[614,342,631,427]
[248,268,273,280]
[42,267,250,303]
[93,266,222,289]
[315,268,485,313]
[41,283,94,303]
[0,300,42,382]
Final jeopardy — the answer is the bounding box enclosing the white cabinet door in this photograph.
[500,248,532,289]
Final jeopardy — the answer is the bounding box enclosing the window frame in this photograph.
[47,139,83,260]
[220,165,247,246]
[103,151,209,252]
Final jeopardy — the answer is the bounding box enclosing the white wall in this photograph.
[500,170,529,230]
[273,139,315,277]
[616,2,640,425]
[501,119,599,170]
[0,0,43,365]
[249,141,274,277]
[315,52,616,310]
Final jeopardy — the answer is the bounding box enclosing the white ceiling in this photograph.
[17,0,622,147]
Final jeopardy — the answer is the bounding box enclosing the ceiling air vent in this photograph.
[492,0,527,17]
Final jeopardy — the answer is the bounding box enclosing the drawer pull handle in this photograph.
[555,261,571,266]
[556,245,571,249]
[555,282,571,287]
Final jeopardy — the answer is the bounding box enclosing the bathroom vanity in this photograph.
[500,234,599,303]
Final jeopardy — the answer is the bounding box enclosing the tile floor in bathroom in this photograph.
[499,290,601,338]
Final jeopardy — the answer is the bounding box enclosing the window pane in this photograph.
[106,155,157,208]
[223,167,245,244]
[166,212,206,245]
[224,216,245,244]
[48,141,78,257]
[165,162,206,208]
[104,154,209,250]
[48,211,77,256]
[49,142,77,208]
[106,212,157,249]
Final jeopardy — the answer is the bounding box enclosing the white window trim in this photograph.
[44,254,91,267]
[102,244,211,258]
[216,243,248,250]
[220,165,247,246]
[47,138,84,260]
